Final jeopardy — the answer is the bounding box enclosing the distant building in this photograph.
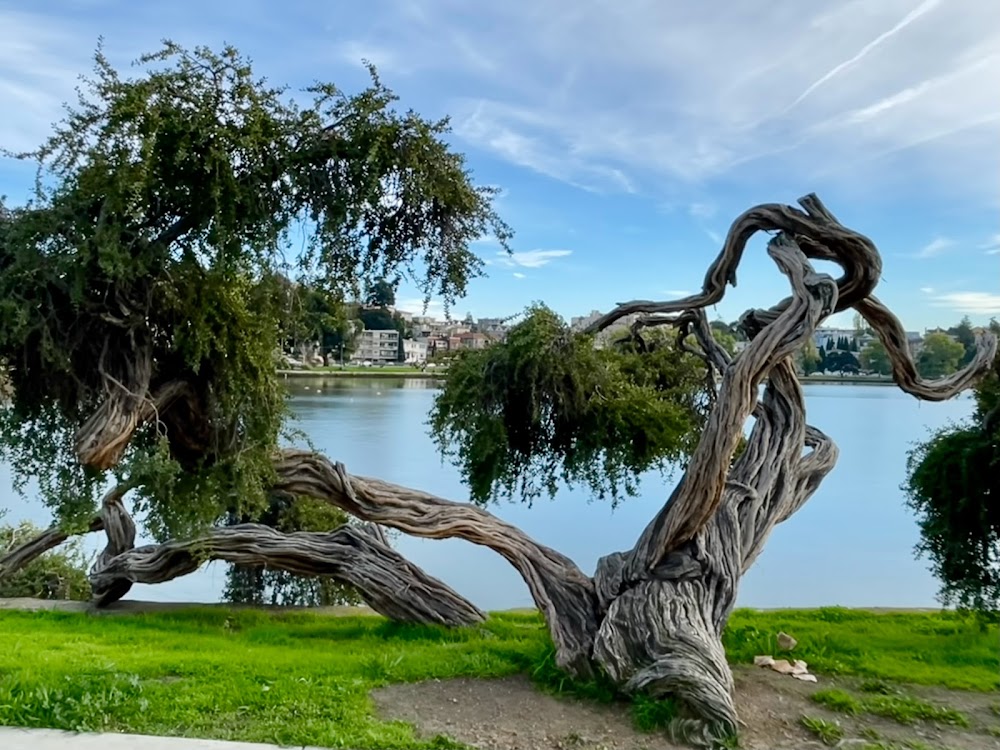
[354,329,399,364]
[402,339,427,364]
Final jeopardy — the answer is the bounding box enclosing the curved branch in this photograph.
[272,452,601,675]
[623,234,838,577]
[856,296,998,401]
[90,522,485,626]
[0,517,104,580]
[90,484,137,606]
[584,193,878,336]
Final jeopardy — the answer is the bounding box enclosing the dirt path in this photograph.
[373,669,1000,750]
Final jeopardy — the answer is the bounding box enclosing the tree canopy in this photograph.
[429,306,710,505]
[0,41,509,537]
[905,320,1000,612]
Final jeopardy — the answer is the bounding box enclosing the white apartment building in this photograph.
[355,329,399,364]
[403,339,428,364]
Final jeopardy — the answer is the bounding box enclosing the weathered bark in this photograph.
[0,517,104,580]
[89,522,485,626]
[90,485,138,606]
[271,455,602,675]
[43,192,995,744]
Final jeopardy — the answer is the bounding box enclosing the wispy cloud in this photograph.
[328,0,1000,202]
[512,272,526,279]
[981,233,1000,255]
[664,289,693,297]
[487,249,572,269]
[917,236,955,258]
[919,286,935,293]
[396,297,447,319]
[931,291,1000,314]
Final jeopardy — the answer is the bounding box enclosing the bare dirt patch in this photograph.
[372,668,1000,750]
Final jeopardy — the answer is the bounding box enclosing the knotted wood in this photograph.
[10,192,994,746]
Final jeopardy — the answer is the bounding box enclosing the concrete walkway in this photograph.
[0,727,330,749]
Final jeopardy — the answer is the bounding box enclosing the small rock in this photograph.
[777,631,797,650]
[754,655,775,667]
[769,659,796,674]
[791,659,809,675]
[792,672,818,682]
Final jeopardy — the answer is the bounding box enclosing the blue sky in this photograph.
[1,0,998,330]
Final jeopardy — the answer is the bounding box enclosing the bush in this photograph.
[0,521,92,600]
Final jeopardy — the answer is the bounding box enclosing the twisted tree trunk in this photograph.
[5,193,995,746]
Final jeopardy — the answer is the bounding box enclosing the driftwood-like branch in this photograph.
[271,454,601,675]
[90,522,486,626]
[623,234,838,577]
[90,484,138,606]
[856,296,998,401]
[583,193,879,337]
[0,517,104,580]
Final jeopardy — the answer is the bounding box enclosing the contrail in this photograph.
[788,0,942,110]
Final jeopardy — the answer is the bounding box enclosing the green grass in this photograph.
[0,609,548,749]
[811,688,969,727]
[0,607,996,748]
[724,607,1000,691]
[800,715,845,746]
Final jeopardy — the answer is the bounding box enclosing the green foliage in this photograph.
[905,320,999,612]
[0,521,92,600]
[365,278,397,308]
[917,333,965,379]
[798,339,822,375]
[0,42,507,537]
[223,496,362,607]
[429,305,709,505]
[861,339,892,376]
[799,715,845,746]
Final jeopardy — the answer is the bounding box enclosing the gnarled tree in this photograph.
[1,42,996,748]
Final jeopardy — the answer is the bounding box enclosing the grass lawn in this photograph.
[0,607,995,749]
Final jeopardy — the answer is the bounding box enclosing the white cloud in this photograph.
[487,249,572,268]
[916,236,954,258]
[395,297,447,319]
[981,233,1000,254]
[512,272,526,279]
[688,202,716,219]
[919,286,935,293]
[931,291,1000,314]
[0,11,94,154]
[332,0,1000,202]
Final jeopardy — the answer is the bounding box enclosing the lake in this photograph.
[0,378,973,611]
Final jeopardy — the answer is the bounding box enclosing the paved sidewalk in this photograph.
[0,727,331,749]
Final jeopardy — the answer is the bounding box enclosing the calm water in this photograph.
[0,379,973,610]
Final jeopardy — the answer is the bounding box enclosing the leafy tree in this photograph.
[0,41,508,551]
[905,320,1000,612]
[797,339,822,375]
[917,332,965,378]
[860,339,892,375]
[430,306,709,505]
[0,50,993,744]
[359,307,397,332]
[823,350,860,374]
[826,337,834,351]
[948,317,977,367]
[365,278,396,308]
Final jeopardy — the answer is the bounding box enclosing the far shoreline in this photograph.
[278,368,895,386]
